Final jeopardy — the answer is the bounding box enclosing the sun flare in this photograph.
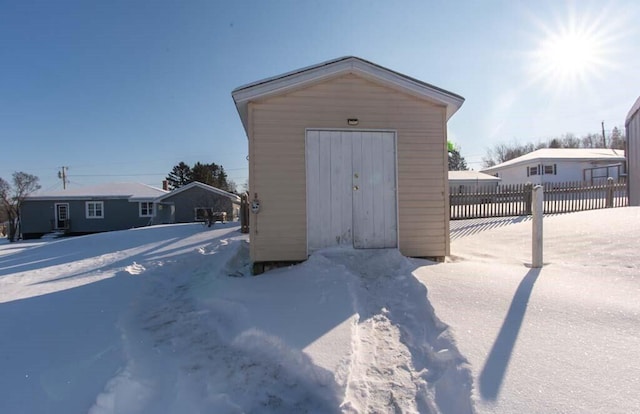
[528,7,616,90]
[539,30,601,78]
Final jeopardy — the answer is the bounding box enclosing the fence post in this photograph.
[606,177,614,208]
[525,182,533,215]
[532,185,544,268]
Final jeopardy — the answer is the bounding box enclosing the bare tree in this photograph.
[581,133,600,148]
[559,133,581,148]
[0,172,41,242]
[482,141,541,168]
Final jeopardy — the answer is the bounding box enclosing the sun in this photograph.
[527,7,616,90]
[538,30,602,79]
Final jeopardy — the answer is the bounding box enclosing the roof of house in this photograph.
[155,181,241,203]
[27,182,167,201]
[232,56,465,135]
[626,95,640,126]
[481,148,626,173]
[448,171,501,182]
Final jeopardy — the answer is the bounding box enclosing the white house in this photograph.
[626,96,640,206]
[448,170,501,193]
[480,148,626,186]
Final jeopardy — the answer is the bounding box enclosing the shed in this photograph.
[232,56,464,269]
[626,96,640,206]
[153,181,241,224]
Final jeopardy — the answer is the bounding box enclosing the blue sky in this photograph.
[2,0,639,192]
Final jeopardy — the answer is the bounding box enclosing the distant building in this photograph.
[20,182,166,239]
[448,170,501,193]
[20,181,240,239]
[480,148,626,186]
[154,181,240,224]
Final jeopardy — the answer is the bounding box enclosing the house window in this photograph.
[139,202,154,217]
[86,201,104,219]
[194,207,208,221]
[528,166,538,176]
[544,165,556,175]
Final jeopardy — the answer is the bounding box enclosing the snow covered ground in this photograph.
[418,208,640,413]
[1,208,639,413]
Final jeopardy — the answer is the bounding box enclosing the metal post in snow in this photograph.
[532,185,544,268]
[606,177,614,208]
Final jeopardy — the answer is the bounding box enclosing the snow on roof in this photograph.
[626,95,640,126]
[448,170,501,181]
[481,148,626,173]
[232,56,465,135]
[27,182,167,201]
[155,181,241,202]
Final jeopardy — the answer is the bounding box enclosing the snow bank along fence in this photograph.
[450,178,628,220]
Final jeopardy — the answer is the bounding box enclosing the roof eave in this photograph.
[482,156,626,172]
[626,96,640,126]
[26,195,132,201]
[155,181,241,202]
[232,56,464,136]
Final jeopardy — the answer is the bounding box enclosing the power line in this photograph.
[71,173,167,177]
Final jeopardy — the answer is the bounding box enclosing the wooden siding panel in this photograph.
[249,73,448,261]
[628,106,640,206]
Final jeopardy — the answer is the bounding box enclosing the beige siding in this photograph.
[248,74,448,262]
[628,109,640,206]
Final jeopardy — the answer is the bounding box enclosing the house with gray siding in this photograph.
[153,181,241,224]
[20,183,167,239]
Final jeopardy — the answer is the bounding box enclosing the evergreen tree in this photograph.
[167,161,236,193]
[448,141,469,171]
[191,162,235,193]
[166,161,192,190]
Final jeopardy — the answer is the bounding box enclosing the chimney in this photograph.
[162,180,169,191]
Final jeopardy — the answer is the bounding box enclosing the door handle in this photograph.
[353,185,359,191]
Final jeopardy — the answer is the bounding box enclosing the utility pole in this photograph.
[58,166,69,189]
[601,121,607,148]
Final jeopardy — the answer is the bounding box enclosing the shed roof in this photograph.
[231,56,465,135]
[448,171,501,182]
[481,148,626,173]
[626,96,640,126]
[27,182,167,201]
[155,181,241,203]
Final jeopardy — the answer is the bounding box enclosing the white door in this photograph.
[306,130,397,253]
[55,203,69,229]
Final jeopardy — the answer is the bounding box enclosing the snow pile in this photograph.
[314,249,472,413]
[89,243,473,413]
